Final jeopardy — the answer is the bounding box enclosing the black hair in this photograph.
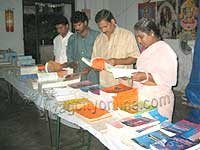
[134,18,163,40]
[54,15,69,26]
[95,9,115,23]
[70,11,88,24]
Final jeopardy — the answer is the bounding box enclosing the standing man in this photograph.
[67,11,99,84]
[53,16,72,64]
[92,9,140,86]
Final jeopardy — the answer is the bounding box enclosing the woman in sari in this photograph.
[132,18,178,122]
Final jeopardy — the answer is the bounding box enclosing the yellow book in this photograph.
[63,98,89,111]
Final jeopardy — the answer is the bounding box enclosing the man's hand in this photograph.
[81,67,91,76]
[68,62,78,72]
[106,58,117,66]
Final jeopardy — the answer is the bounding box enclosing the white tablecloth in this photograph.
[2,69,145,150]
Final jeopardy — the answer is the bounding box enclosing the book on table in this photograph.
[161,120,200,138]
[100,84,138,110]
[150,135,199,150]
[63,98,90,111]
[74,102,111,123]
[68,80,94,89]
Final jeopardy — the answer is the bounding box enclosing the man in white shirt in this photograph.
[53,16,72,64]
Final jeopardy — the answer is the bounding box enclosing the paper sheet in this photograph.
[110,68,140,78]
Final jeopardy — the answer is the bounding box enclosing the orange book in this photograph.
[101,83,133,94]
[81,57,106,70]
[101,84,138,111]
[74,103,111,122]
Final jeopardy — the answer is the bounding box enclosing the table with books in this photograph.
[1,55,200,150]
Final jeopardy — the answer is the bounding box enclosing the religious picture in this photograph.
[157,0,177,39]
[138,2,156,21]
[179,0,199,39]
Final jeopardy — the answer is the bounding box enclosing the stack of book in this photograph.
[51,87,79,102]
[124,119,200,149]
[74,102,111,123]
[38,74,80,93]
[19,66,38,80]
[106,109,169,146]
[63,98,89,111]
[79,84,102,101]
[100,84,138,112]
[16,55,35,66]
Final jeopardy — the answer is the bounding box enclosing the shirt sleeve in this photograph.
[67,35,74,63]
[53,38,56,56]
[92,37,99,59]
[126,32,140,58]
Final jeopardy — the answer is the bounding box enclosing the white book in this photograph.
[37,72,59,83]
[38,77,80,93]
[110,68,141,79]
[20,66,38,75]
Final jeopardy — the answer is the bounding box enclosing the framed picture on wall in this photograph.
[178,0,199,39]
[157,0,177,39]
[138,2,156,21]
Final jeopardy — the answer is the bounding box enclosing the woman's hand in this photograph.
[131,72,147,82]
[132,72,157,86]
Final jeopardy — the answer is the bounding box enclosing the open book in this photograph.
[81,57,113,71]
[82,57,141,78]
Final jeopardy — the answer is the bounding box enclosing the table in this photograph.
[1,68,145,150]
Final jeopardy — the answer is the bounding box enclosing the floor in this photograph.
[0,79,190,150]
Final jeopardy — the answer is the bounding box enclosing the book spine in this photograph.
[20,74,38,80]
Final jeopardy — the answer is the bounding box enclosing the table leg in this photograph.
[46,110,53,148]
[56,116,61,150]
[7,82,13,104]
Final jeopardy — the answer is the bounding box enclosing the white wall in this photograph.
[0,0,24,54]
[75,0,194,92]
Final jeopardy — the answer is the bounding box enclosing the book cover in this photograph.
[150,135,197,150]
[101,84,133,94]
[74,103,111,122]
[63,98,89,111]
[20,74,38,80]
[132,130,170,149]
[89,88,101,95]
[122,117,156,127]
[162,121,198,138]
[80,84,102,92]
[81,57,106,70]
[68,80,94,89]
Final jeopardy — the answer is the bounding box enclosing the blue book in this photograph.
[162,121,197,138]
[132,130,170,149]
[80,84,102,92]
[150,135,197,150]
[134,108,168,122]
[20,74,38,80]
